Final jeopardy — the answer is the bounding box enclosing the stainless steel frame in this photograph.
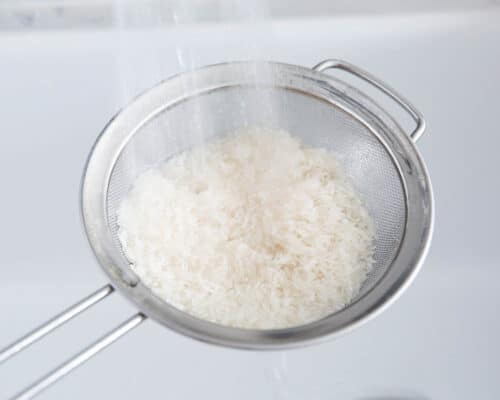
[0,59,433,399]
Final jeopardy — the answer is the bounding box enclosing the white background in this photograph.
[1,7,499,399]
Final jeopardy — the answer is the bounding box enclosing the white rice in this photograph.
[117,127,374,329]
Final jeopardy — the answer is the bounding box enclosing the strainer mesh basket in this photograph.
[107,84,405,302]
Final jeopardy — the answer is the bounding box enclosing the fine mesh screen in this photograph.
[106,86,406,303]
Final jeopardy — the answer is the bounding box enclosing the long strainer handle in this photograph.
[313,59,426,142]
[0,285,146,399]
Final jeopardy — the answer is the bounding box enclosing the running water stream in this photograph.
[111,0,290,398]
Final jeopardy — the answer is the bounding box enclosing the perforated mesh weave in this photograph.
[106,86,406,304]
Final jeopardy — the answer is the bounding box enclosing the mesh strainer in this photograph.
[1,59,433,399]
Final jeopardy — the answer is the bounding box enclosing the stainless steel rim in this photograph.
[80,60,434,349]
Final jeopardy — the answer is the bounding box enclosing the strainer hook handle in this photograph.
[313,59,426,142]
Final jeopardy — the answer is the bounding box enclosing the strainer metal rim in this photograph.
[81,60,434,349]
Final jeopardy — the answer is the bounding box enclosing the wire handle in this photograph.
[313,59,426,142]
[0,285,114,364]
[11,314,145,400]
[0,285,146,399]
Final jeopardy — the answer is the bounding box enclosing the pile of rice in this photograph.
[117,128,374,329]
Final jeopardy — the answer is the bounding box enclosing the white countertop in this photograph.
[1,8,499,399]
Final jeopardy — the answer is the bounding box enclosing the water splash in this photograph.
[267,352,291,400]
